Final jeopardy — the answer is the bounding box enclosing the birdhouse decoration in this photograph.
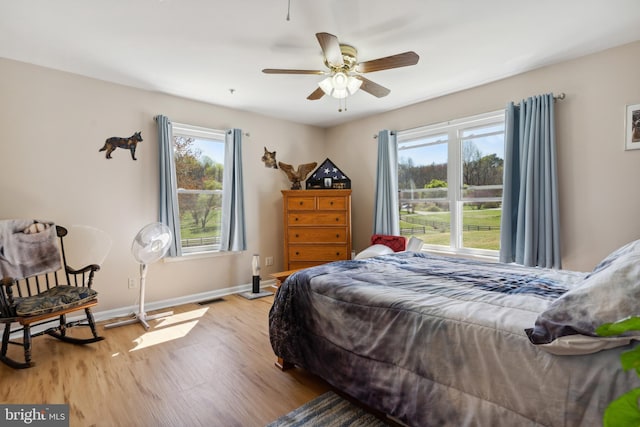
[306,158,351,190]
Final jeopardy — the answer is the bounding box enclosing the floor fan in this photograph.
[239,254,273,300]
[106,222,173,330]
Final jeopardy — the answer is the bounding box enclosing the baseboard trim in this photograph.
[93,278,277,322]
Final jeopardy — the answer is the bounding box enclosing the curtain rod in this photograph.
[373,132,396,139]
[230,130,251,137]
[373,93,565,139]
[510,92,566,104]
[155,116,250,137]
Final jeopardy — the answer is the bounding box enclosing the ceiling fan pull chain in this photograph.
[338,97,347,113]
[286,0,291,21]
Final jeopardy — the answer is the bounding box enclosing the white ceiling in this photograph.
[2,1,640,128]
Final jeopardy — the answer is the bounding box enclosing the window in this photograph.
[171,123,225,254]
[397,110,505,256]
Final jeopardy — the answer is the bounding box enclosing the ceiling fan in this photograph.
[262,32,419,101]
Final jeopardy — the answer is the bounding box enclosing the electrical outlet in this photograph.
[128,278,136,289]
[265,256,273,266]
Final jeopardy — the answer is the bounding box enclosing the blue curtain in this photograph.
[156,115,182,257]
[373,130,400,235]
[219,129,247,251]
[500,93,561,268]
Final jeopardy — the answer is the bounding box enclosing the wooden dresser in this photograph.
[282,189,352,270]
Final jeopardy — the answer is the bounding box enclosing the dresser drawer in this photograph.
[288,245,349,261]
[287,212,347,225]
[288,227,348,243]
[317,196,347,210]
[288,261,326,270]
[287,196,316,211]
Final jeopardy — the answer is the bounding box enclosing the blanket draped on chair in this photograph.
[0,219,61,280]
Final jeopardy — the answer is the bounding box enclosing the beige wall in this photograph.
[0,58,325,312]
[1,40,639,314]
[326,41,640,272]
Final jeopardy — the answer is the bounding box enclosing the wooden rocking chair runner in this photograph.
[0,225,104,369]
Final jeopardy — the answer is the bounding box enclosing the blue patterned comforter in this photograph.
[269,252,639,426]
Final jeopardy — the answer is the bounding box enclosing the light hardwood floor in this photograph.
[0,294,330,427]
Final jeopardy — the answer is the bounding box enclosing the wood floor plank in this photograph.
[0,295,330,426]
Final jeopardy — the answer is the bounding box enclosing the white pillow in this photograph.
[406,236,424,252]
[526,239,640,354]
[354,244,394,260]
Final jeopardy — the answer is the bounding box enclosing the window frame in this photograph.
[397,110,505,258]
[170,122,226,255]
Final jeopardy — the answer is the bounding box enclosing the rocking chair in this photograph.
[0,225,104,369]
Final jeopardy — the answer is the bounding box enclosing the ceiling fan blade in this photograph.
[307,87,325,100]
[316,32,344,67]
[262,68,325,75]
[355,76,391,98]
[356,51,419,73]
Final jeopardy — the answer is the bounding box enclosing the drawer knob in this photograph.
[335,217,339,221]
[336,252,340,256]
[299,201,304,205]
[330,201,334,205]
[336,234,340,238]
[295,251,300,255]
[295,217,299,221]
[295,234,299,238]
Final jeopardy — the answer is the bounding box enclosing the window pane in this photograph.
[460,123,503,251]
[461,201,502,250]
[401,201,450,246]
[399,135,449,246]
[399,135,448,201]
[461,124,504,199]
[173,134,224,253]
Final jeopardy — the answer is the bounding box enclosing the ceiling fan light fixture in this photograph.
[332,72,348,90]
[318,76,334,95]
[318,73,363,99]
[347,76,362,93]
[331,88,349,99]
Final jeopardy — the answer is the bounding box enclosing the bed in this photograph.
[269,242,640,426]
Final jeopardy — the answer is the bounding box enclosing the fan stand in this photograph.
[239,254,273,300]
[105,263,173,330]
[239,274,273,300]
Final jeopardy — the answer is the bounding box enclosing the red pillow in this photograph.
[370,234,406,252]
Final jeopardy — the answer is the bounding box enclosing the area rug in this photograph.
[266,391,390,427]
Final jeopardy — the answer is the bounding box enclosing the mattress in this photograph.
[269,251,640,426]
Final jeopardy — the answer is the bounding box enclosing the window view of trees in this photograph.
[463,144,503,190]
[398,117,504,253]
[173,135,224,252]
